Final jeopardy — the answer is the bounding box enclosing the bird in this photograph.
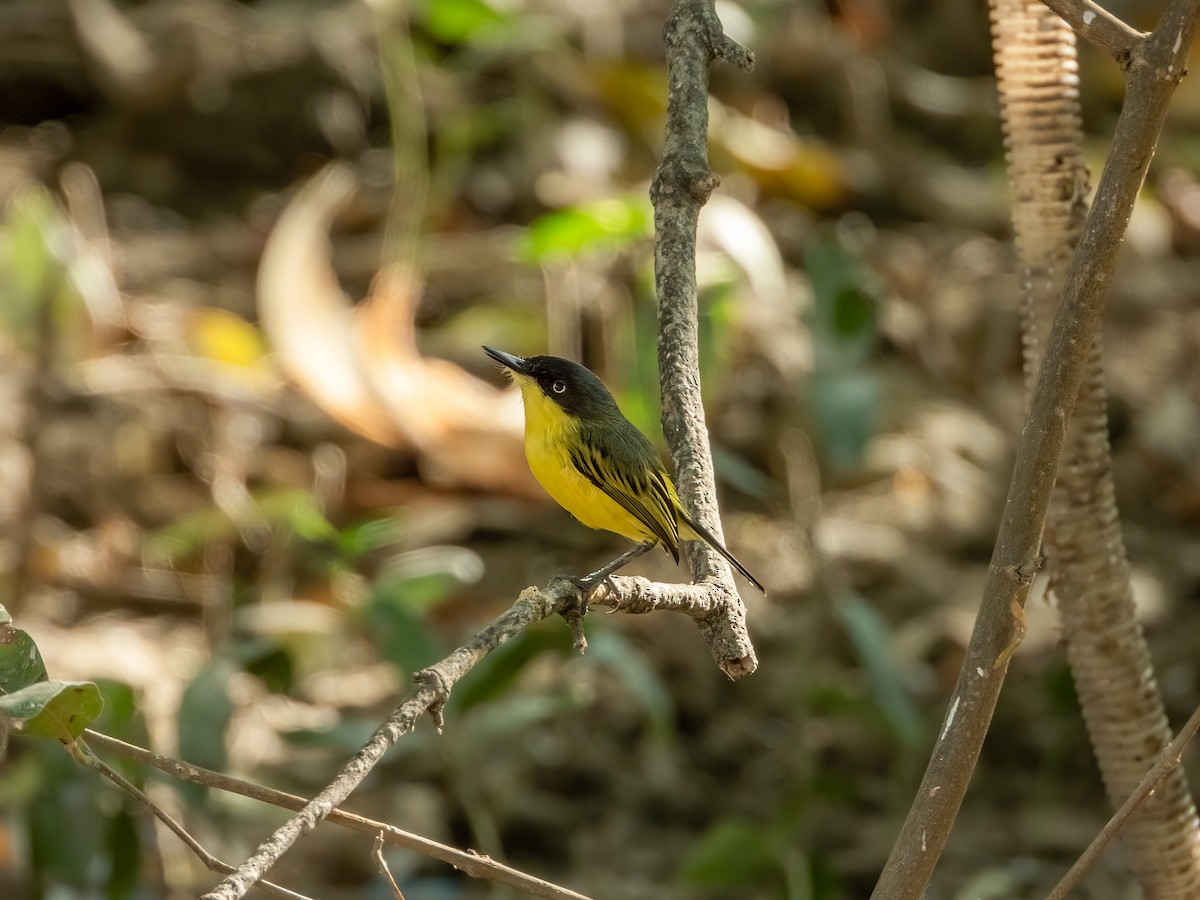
[483,346,765,594]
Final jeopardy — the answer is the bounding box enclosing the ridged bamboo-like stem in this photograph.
[990,3,1200,895]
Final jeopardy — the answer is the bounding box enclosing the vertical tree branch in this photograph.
[996,1,1200,895]
[649,0,757,679]
[871,2,1200,897]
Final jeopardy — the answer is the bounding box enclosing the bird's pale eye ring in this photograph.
[552,381,567,394]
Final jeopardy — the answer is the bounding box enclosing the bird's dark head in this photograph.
[483,346,619,420]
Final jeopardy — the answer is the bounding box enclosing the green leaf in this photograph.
[23,735,139,890]
[459,692,583,744]
[678,818,781,888]
[806,237,878,369]
[363,547,484,673]
[282,717,382,753]
[286,493,340,543]
[832,285,874,338]
[106,805,143,896]
[519,197,651,264]
[711,442,776,500]
[836,594,923,747]
[0,187,57,346]
[811,371,878,474]
[0,618,49,693]
[143,488,337,566]
[0,185,92,360]
[585,629,674,736]
[449,625,563,712]
[336,517,405,559]
[423,0,507,44]
[0,680,103,740]
[177,659,234,803]
[362,589,445,674]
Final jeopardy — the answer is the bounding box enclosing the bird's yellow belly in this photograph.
[522,408,657,544]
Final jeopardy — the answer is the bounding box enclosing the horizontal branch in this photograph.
[77,739,311,900]
[1041,0,1146,64]
[83,730,590,900]
[189,560,755,899]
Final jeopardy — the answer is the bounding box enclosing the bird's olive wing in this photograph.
[568,440,681,560]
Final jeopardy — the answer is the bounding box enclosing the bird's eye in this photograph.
[552,381,567,394]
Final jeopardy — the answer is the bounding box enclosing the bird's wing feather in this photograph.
[568,438,680,560]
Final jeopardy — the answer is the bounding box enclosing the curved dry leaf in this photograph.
[699,194,787,305]
[259,163,538,497]
[257,162,407,447]
[358,266,535,494]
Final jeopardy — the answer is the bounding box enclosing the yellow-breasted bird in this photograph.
[483,346,765,594]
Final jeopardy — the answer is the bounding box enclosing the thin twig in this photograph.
[83,729,593,900]
[870,2,1200,898]
[1044,703,1200,900]
[72,739,312,900]
[193,585,601,900]
[373,833,407,900]
[1040,0,1146,64]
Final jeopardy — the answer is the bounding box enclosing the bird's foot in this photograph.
[549,573,604,611]
[550,574,597,654]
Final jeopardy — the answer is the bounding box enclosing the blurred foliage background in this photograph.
[1,0,1200,898]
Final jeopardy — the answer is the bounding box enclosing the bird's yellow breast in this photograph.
[516,379,659,543]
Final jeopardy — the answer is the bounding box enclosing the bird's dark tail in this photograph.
[680,512,766,594]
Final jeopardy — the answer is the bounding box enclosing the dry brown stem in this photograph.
[1045,703,1200,900]
[76,739,311,900]
[82,729,591,900]
[870,2,1200,897]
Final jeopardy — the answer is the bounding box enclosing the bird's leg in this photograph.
[581,542,654,587]
[552,542,655,609]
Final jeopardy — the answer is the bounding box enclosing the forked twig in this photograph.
[83,729,592,900]
[1044,704,1200,900]
[71,739,312,900]
[1040,0,1145,63]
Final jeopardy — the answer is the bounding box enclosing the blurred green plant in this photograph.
[418,0,513,46]
[176,658,236,807]
[0,605,151,897]
[835,594,923,748]
[361,546,484,674]
[622,261,726,437]
[517,196,652,265]
[0,186,89,360]
[142,489,344,568]
[805,236,881,475]
[679,814,833,900]
[22,734,142,899]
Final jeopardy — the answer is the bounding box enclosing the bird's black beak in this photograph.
[482,346,529,375]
